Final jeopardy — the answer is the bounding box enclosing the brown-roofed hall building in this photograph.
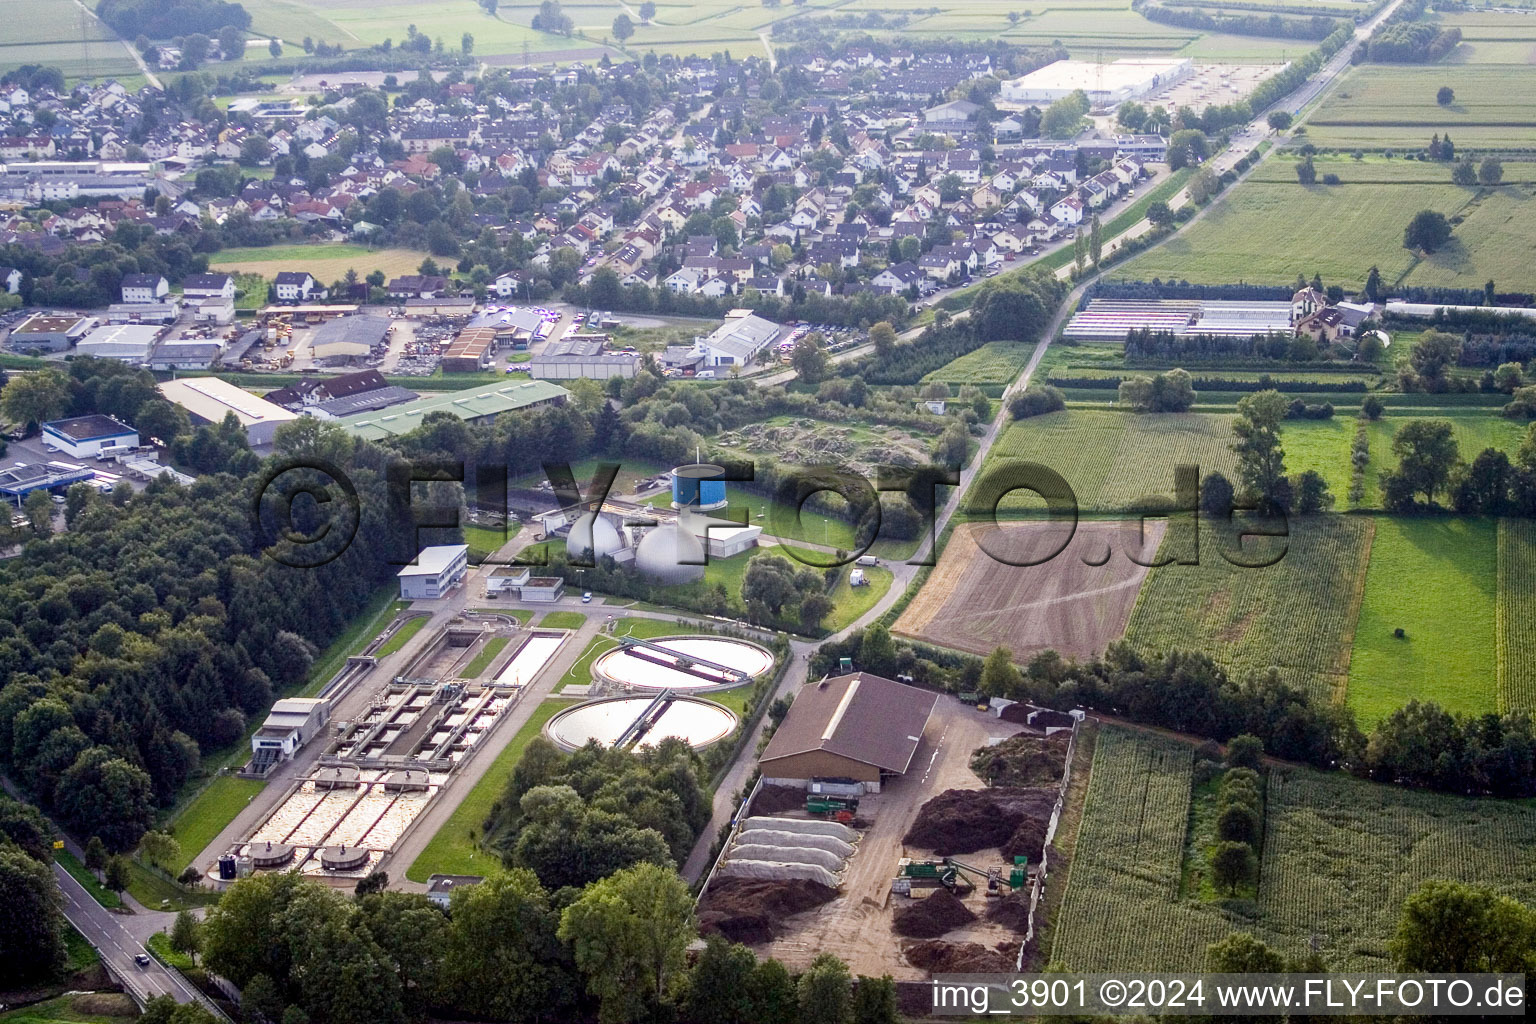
[758,672,938,793]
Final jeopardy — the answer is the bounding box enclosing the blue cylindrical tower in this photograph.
[671,463,728,511]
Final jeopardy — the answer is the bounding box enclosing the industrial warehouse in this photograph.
[1000,57,1193,108]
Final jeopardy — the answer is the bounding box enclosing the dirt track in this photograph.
[895,520,1165,659]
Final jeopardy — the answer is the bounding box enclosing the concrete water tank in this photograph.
[634,523,706,584]
[671,463,728,511]
[567,512,624,562]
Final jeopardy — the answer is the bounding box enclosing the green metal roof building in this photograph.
[340,379,571,440]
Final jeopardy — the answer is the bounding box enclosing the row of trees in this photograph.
[197,864,902,1024]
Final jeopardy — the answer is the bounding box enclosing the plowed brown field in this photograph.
[895,520,1165,659]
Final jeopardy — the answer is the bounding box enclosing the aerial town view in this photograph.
[1,0,1535,1021]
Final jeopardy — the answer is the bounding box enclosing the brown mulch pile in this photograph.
[903,787,1056,857]
[749,784,807,816]
[892,887,977,938]
[985,889,1032,931]
[902,940,1016,973]
[999,702,1034,724]
[970,733,1071,788]
[696,877,838,945]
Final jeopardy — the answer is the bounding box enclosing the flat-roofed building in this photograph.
[158,376,298,446]
[41,414,138,458]
[441,326,497,373]
[1001,58,1193,109]
[0,461,96,505]
[398,544,469,600]
[8,313,92,353]
[341,380,570,441]
[311,314,390,366]
[249,697,331,770]
[693,311,783,368]
[76,322,162,363]
[530,335,639,380]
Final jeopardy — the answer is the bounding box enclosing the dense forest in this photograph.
[95,0,250,40]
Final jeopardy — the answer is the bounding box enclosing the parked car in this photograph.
[581,591,593,603]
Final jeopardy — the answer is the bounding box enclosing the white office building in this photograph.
[398,544,469,600]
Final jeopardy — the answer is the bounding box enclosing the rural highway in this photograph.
[52,861,201,1006]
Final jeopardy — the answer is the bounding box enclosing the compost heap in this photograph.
[970,733,1070,788]
[986,889,1032,931]
[750,784,809,816]
[903,940,1016,973]
[892,886,977,938]
[696,876,838,944]
[903,787,1055,858]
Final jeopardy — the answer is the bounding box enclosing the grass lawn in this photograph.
[166,775,266,872]
[146,932,194,971]
[825,563,893,631]
[125,859,219,912]
[465,522,519,562]
[404,698,579,881]
[0,994,137,1023]
[210,244,429,283]
[376,615,428,656]
[63,925,99,972]
[463,637,510,678]
[1346,516,1499,726]
[56,851,120,909]
[539,611,587,629]
[1498,519,1536,714]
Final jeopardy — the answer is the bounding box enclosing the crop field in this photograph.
[0,0,139,80]
[1257,766,1536,968]
[1119,181,1473,290]
[1346,516,1498,727]
[1051,725,1536,970]
[1441,11,1536,64]
[1496,519,1536,714]
[1249,156,1536,185]
[894,519,1165,660]
[1404,186,1536,290]
[210,244,429,283]
[1050,727,1230,971]
[924,340,1036,386]
[1127,515,1373,705]
[975,409,1237,516]
[1305,64,1536,148]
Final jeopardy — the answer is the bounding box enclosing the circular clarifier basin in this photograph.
[547,696,737,751]
[592,636,773,689]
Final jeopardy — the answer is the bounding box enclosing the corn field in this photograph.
[1496,519,1536,714]
[1126,516,1375,705]
[1050,726,1536,972]
[1258,767,1536,969]
[1049,727,1229,971]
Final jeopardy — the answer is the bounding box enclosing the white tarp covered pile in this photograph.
[735,829,854,857]
[716,816,859,885]
[728,844,845,871]
[741,816,858,842]
[716,858,841,887]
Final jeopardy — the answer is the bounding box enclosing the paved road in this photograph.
[52,862,197,1006]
